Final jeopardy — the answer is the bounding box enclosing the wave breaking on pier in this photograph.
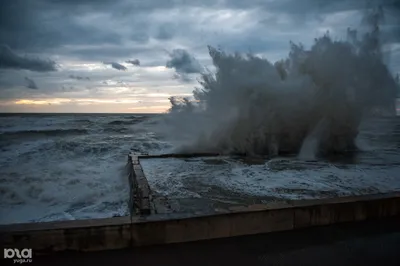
[159,7,399,159]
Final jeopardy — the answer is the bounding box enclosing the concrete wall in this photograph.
[0,217,132,253]
[128,153,152,215]
[1,192,400,253]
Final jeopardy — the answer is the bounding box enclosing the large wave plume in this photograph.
[159,7,399,159]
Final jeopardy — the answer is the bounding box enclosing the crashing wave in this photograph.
[159,7,399,158]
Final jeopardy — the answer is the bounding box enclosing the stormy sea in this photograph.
[1,7,400,224]
[0,113,170,224]
[1,113,400,224]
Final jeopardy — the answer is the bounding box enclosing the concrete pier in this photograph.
[1,152,400,254]
[1,192,400,252]
[127,153,151,215]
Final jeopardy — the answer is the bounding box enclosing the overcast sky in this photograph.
[0,0,399,113]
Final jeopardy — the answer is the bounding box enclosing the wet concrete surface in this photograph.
[7,216,400,266]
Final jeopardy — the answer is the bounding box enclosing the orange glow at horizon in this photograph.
[1,97,171,113]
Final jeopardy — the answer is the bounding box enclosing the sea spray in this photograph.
[157,7,398,158]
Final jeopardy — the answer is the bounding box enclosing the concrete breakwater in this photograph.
[1,153,400,253]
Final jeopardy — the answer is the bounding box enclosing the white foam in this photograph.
[0,134,132,224]
[141,156,400,201]
[0,114,173,225]
[0,152,130,224]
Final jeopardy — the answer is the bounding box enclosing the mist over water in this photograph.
[158,7,399,159]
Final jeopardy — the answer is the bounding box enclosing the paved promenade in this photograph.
[6,216,399,266]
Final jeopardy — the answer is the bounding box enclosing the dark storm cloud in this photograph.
[24,77,38,90]
[0,44,57,72]
[0,0,123,52]
[1,0,399,103]
[126,59,140,66]
[166,49,203,74]
[69,75,90,81]
[103,62,127,71]
[278,0,399,39]
[229,0,399,15]
[0,0,218,53]
[243,0,400,41]
[1,0,398,54]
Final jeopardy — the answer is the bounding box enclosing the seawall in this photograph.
[1,153,399,253]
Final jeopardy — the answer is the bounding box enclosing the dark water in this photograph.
[1,113,399,223]
[0,113,171,224]
[140,116,400,213]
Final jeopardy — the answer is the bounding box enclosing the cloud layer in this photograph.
[126,59,140,66]
[166,49,203,74]
[0,44,57,72]
[103,62,128,71]
[0,0,399,113]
